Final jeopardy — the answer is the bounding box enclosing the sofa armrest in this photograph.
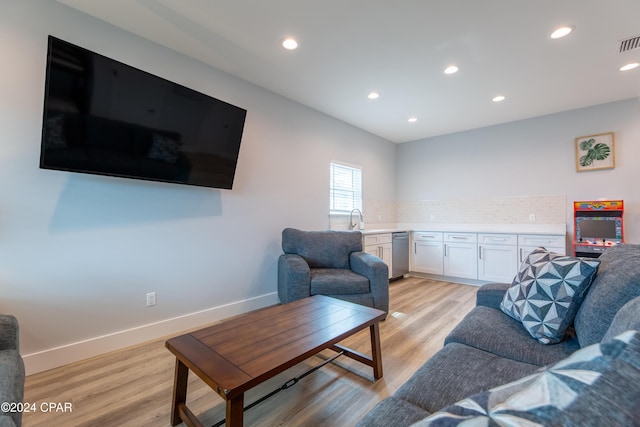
[277,254,311,304]
[475,282,510,309]
[350,252,389,313]
[0,315,19,351]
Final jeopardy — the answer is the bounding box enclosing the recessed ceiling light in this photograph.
[408,117,418,123]
[282,38,298,50]
[620,62,640,71]
[368,92,380,100]
[444,65,459,75]
[492,95,506,102]
[550,26,574,39]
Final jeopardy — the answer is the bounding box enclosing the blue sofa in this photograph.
[357,244,640,426]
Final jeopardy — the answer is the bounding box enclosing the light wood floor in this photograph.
[23,277,477,427]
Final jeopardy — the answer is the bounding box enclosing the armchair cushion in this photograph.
[311,269,370,295]
[282,228,362,268]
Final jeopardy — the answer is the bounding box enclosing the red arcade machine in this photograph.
[573,200,624,258]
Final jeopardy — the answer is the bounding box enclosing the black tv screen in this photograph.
[577,218,618,239]
[40,36,246,189]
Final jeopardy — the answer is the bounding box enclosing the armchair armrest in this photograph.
[475,282,511,309]
[351,252,389,313]
[0,315,24,427]
[0,315,19,351]
[277,254,312,303]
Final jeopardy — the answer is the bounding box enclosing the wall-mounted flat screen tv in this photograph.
[40,36,247,189]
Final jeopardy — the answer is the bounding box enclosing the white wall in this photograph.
[397,98,640,243]
[0,1,396,373]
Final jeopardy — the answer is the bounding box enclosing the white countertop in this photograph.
[361,228,408,235]
[361,223,566,235]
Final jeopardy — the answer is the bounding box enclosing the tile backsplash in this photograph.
[330,194,566,230]
[397,194,566,225]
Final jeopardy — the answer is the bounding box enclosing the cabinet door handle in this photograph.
[414,242,417,254]
[527,239,553,245]
[444,244,448,257]
[478,245,483,259]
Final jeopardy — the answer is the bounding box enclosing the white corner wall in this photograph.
[397,98,640,243]
[0,1,396,374]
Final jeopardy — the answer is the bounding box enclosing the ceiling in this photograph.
[58,0,640,143]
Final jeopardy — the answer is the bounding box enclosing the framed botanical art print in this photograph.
[575,132,615,172]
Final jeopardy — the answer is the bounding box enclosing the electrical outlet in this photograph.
[146,292,157,307]
[529,213,536,222]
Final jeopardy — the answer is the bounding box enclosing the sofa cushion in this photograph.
[281,228,362,269]
[355,396,431,427]
[500,247,600,344]
[575,244,640,347]
[602,296,640,343]
[445,305,579,367]
[394,343,539,414]
[310,269,370,295]
[411,330,640,427]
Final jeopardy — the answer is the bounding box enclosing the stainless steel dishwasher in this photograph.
[391,232,410,280]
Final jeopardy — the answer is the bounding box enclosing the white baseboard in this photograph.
[23,292,279,375]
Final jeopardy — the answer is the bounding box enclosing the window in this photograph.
[329,161,362,214]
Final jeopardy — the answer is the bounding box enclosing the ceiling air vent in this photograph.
[619,35,640,53]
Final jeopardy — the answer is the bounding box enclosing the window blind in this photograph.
[330,162,362,213]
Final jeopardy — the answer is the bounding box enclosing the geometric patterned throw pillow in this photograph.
[500,247,600,344]
[411,330,640,427]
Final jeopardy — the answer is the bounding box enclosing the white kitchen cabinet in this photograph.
[517,234,566,264]
[411,232,443,275]
[363,233,393,278]
[477,234,518,282]
[444,233,477,279]
[408,229,566,285]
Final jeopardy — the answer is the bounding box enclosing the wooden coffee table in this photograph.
[165,295,385,427]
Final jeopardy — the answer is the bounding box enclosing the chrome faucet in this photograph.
[349,209,363,230]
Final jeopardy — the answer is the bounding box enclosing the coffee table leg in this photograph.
[171,359,189,426]
[226,394,244,427]
[370,322,383,379]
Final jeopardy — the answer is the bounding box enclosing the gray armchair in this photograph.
[0,315,25,427]
[278,228,389,313]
